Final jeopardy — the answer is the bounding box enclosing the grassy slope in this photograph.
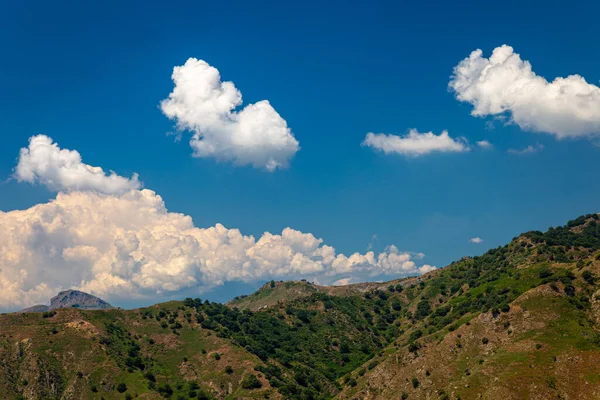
[0,305,275,400]
[337,215,600,399]
[2,214,600,399]
[227,279,418,312]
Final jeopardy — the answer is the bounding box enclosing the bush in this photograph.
[225,365,233,374]
[539,268,553,279]
[582,270,596,284]
[241,374,262,389]
[116,383,127,393]
[412,377,420,388]
[158,383,173,397]
[482,337,489,345]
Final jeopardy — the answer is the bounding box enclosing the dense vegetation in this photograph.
[178,293,396,398]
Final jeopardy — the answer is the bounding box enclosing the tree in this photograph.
[582,270,596,284]
[340,342,350,353]
[241,374,262,389]
[116,383,127,393]
[412,377,420,388]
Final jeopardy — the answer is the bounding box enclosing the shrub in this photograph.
[408,342,420,353]
[539,268,553,279]
[482,337,489,345]
[116,383,127,393]
[367,360,378,370]
[412,377,420,388]
[241,374,262,389]
[144,371,156,382]
[582,270,596,284]
[225,365,233,374]
[158,383,173,397]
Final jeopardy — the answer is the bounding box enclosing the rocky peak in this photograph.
[49,290,112,310]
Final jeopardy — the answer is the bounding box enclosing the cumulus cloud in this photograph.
[476,140,493,149]
[14,135,141,194]
[160,58,299,171]
[508,143,544,155]
[362,129,469,156]
[330,277,355,286]
[418,264,437,274]
[0,189,434,310]
[449,45,600,138]
[469,237,484,244]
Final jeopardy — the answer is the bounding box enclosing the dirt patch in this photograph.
[64,319,100,337]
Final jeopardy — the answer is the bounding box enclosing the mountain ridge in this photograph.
[19,289,113,313]
[1,213,600,399]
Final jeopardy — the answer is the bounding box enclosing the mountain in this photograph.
[1,213,600,399]
[48,290,113,311]
[19,290,113,313]
[19,304,50,313]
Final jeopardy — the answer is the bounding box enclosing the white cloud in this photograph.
[418,264,437,274]
[330,277,355,286]
[160,58,299,171]
[449,45,600,138]
[0,189,434,311]
[508,143,544,155]
[476,140,493,149]
[362,129,469,156]
[469,237,484,244]
[14,135,141,194]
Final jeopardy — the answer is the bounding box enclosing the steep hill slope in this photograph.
[1,213,600,399]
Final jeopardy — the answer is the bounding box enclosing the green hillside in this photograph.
[2,213,600,399]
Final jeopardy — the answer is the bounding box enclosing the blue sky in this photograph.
[1,0,600,308]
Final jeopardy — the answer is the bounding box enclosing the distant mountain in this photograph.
[3,213,600,399]
[18,304,49,313]
[48,290,112,310]
[19,289,113,312]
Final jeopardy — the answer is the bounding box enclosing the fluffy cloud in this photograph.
[449,45,600,138]
[476,140,493,149]
[469,237,484,244]
[0,189,434,310]
[160,58,299,171]
[330,277,355,286]
[14,135,141,194]
[508,143,544,155]
[362,129,469,156]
